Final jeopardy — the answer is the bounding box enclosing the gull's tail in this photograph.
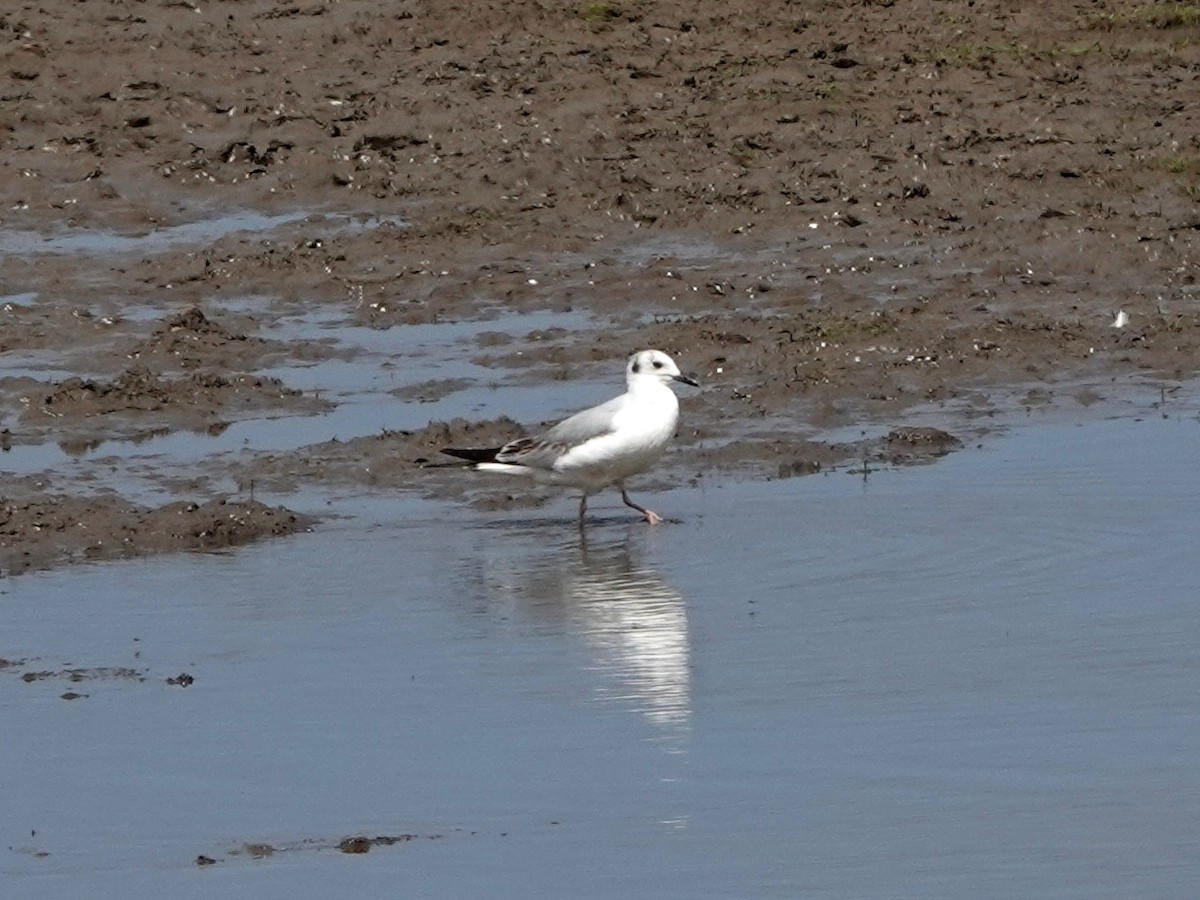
[441,446,502,463]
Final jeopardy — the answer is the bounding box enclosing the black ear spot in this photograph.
[631,361,641,373]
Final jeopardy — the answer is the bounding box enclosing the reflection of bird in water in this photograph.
[482,530,691,731]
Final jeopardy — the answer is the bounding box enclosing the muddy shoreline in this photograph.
[1,0,1198,571]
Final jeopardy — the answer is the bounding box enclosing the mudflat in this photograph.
[1,0,1197,570]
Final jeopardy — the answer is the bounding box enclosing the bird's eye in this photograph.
[652,359,663,369]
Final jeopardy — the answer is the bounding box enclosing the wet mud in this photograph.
[0,494,310,574]
[2,0,1199,570]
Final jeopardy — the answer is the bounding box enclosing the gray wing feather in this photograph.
[494,436,571,470]
[540,394,625,445]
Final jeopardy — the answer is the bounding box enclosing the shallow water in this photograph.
[0,211,403,257]
[3,403,1199,898]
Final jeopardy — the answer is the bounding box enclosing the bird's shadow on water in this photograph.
[461,515,693,733]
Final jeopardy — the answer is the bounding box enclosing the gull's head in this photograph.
[627,349,700,389]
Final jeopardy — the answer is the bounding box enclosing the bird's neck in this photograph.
[626,376,671,396]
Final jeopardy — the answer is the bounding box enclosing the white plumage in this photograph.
[442,349,699,525]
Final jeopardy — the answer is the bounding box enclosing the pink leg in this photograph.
[620,487,663,525]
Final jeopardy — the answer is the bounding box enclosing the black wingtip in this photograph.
[441,446,502,463]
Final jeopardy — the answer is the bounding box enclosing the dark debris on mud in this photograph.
[1,657,202,700]
[196,830,448,866]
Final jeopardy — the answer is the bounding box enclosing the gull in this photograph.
[442,349,699,525]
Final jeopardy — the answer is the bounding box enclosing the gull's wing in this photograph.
[492,436,571,470]
[491,393,627,471]
[541,393,626,445]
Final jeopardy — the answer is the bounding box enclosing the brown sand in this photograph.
[1,0,1197,570]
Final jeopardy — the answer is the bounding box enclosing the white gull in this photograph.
[442,349,699,525]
